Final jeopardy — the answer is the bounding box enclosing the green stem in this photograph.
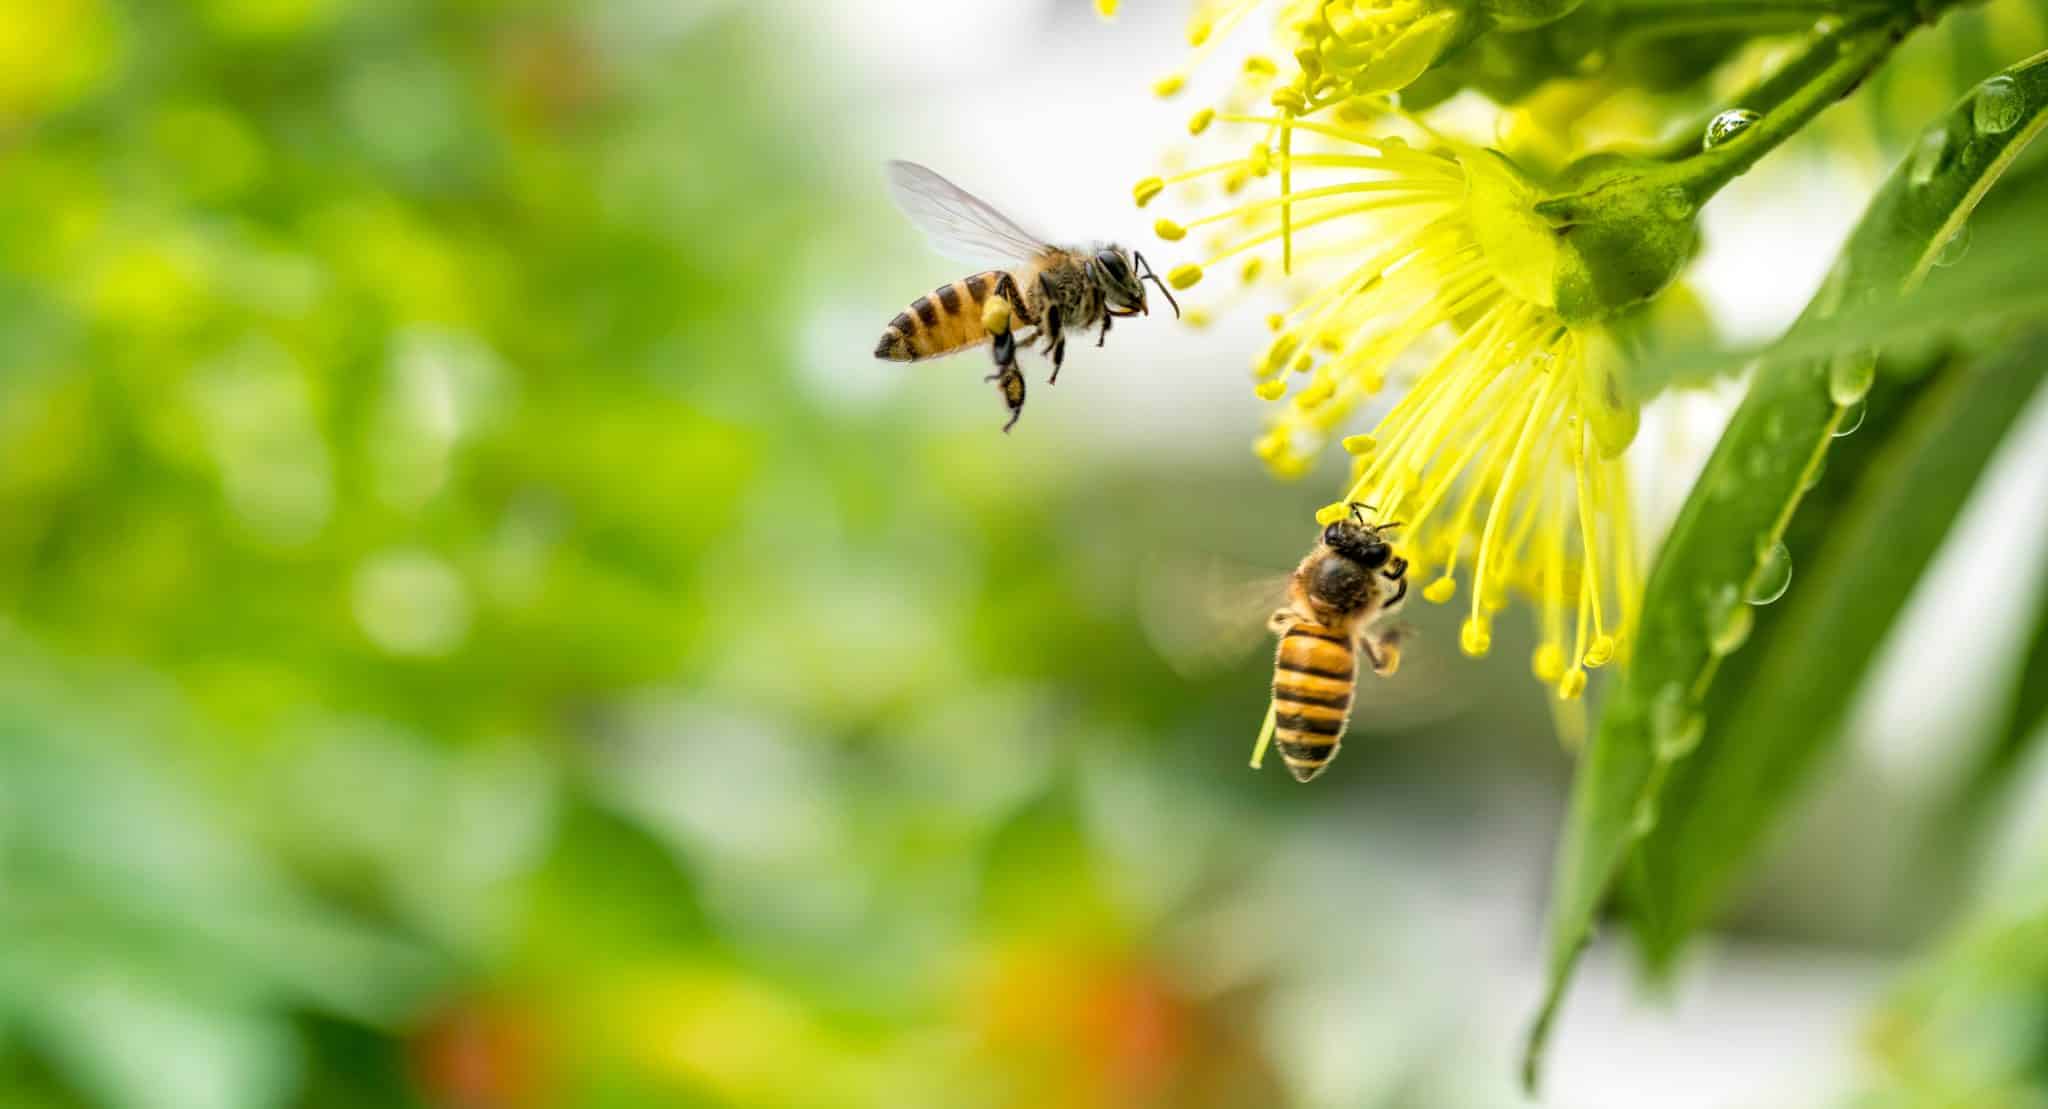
[1646,15,1892,161]
[1536,14,1909,224]
[1611,0,1894,44]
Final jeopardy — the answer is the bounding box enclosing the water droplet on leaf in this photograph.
[1632,794,1660,837]
[1908,127,1952,187]
[1802,454,1827,490]
[1934,222,1970,267]
[1649,683,1699,761]
[1973,75,2024,135]
[1833,398,1866,437]
[1828,350,1876,407]
[1748,542,1792,605]
[1706,584,1752,655]
[1703,109,1759,150]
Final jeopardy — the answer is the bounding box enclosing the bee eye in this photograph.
[1360,542,1390,569]
[1322,523,1345,546]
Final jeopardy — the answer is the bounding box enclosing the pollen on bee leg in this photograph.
[1423,577,1456,604]
[981,295,1012,335]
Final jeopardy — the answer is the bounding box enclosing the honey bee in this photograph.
[875,160,1178,432]
[1265,504,1410,782]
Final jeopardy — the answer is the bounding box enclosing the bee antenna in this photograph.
[1134,251,1181,319]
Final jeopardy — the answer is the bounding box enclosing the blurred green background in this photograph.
[5,1,2048,1107]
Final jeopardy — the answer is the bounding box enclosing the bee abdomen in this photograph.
[875,271,1006,362]
[1272,622,1356,782]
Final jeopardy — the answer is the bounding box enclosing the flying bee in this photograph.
[1265,504,1410,782]
[875,160,1178,432]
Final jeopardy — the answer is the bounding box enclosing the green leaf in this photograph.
[1525,49,2048,1090]
[1938,552,2048,840]
[1627,333,2048,967]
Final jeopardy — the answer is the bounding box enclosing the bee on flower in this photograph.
[1140,105,1693,703]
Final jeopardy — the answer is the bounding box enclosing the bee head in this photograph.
[1094,247,1180,320]
[1322,521,1391,570]
[1321,504,1400,570]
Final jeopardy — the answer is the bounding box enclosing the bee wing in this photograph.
[886,160,1055,267]
[1137,555,1294,680]
[1340,619,1469,730]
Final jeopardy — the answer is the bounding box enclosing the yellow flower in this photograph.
[1148,113,1641,698]
[1156,0,1471,110]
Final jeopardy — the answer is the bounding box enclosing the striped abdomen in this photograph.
[1272,621,1357,782]
[875,270,1011,362]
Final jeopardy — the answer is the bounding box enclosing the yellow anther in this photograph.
[1316,502,1351,526]
[1244,55,1278,79]
[1154,73,1187,98]
[1254,378,1289,400]
[1584,635,1616,668]
[1188,108,1216,135]
[1094,0,1117,16]
[1266,313,1286,332]
[1239,257,1265,283]
[1184,306,1212,328]
[1557,668,1588,700]
[1133,177,1165,207]
[1423,577,1456,604]
[1167,262,1204,289]
[1460,618,1492,657]
[1271,86,1308,112]
[1341,434,1377,455]
[1533,643,1566,682]
[1247,144,1272,175]
[1154,218,1187,241]
[1187,15,1213,45]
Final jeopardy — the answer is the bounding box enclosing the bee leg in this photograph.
[1384,576,1408,608]
[990,364,1025,432]
[990,325,1018,376]
[1363,626,1403,677]
[1383,556,1408,581]
[1042,302,1066,385]
[1096,313,1112,348]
